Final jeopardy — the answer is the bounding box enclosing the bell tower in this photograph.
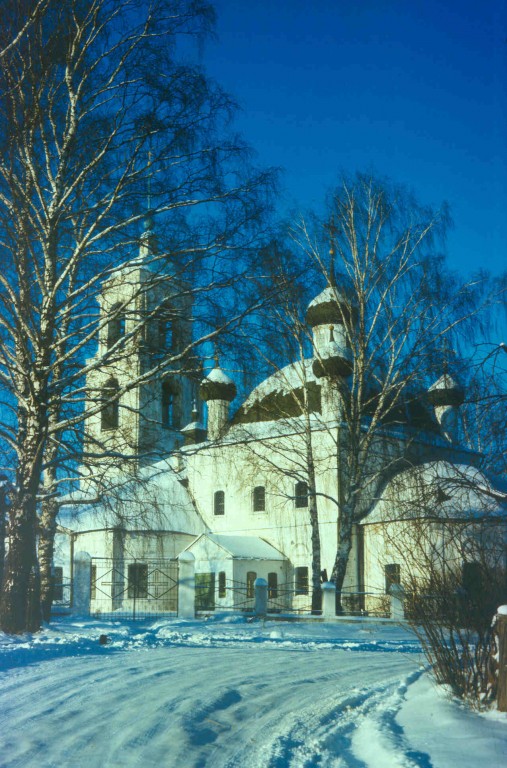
[83,218,200,471]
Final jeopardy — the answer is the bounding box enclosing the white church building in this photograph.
[55,228,507,618]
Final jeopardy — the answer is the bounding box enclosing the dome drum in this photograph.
[312,348,353,379]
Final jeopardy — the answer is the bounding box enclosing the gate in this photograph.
[90,557,178,620]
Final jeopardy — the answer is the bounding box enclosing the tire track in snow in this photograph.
[235,669,433,768]
[0,646,421,767]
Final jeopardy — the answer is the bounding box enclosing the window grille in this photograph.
[252,485,265,512]
[52,567,63,601]
[195,572,215,611]
[246,571,257,598]
[295,481,308,508]
[295,566,309,595]
[218,571,226,598]
[268,572,278,599]
[214,490,225,516]
[101,378,119,431]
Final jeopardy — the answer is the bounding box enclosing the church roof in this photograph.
[234,359,320,424]
[185,533,287,560]
[59,459,207,534]
[362,461,507,525]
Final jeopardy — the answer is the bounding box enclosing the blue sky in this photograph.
[202,0,506,279]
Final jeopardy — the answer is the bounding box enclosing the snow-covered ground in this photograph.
[0,616,506,767]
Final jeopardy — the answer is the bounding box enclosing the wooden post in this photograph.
[497,606,507,713]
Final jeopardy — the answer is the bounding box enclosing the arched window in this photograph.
[295,481,308,508]
[157,302,175,351]
[214,490,225,516]
[246,571,257,599]
[107,304,125,348]
[101,378,119,431]
[252,485,265,512]
[268,572,278,599]
[161,382,176,427]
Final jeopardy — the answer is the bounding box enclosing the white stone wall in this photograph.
[183,425,355,590]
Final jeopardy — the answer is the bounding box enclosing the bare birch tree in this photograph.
[294,175,492,610]
[0,0,274,632]
[239,175,491,614]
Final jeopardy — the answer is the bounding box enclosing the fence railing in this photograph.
[66,551,406,621]
[89,557,178,620]
[52,579,72,612]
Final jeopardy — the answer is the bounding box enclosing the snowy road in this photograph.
[0,617,506,767]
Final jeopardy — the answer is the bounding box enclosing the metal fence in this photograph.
[90,557,179,620]
[52,578,72,612]
[195,576,258,614]
[194,578,391,617]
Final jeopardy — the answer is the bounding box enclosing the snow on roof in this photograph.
[204,366,235,386]
[225,413,329,442]
[59,460,206,534]
[180,420,206,433]
[428,374,460,392]
[307,285,349,310]
[362,461,507,524]
[187,533,286,560]
[241,359,317,409]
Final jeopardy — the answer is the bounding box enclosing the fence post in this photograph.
[497,605,507,712]
[73,551,91,616]
[254,577,268,617]
[389,584,405,620]
[178,551,195,619]
[322,582,336,619]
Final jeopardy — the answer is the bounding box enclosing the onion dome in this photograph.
[200,365,237,402]
[427,374,465,407]
[305,285,354,328]
[312,325,353,378]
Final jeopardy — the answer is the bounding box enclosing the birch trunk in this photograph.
[39,490,58,622]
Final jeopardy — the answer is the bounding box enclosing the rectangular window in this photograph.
[252,485,265,512]
[195,572,215,611]
[295,481,308,508]
[53,567,63,601]
[384,564,401,594]
[128,563,148,599]
[214,490,225,516]
[246,571,257,599]
[218,571,226,598]
[90,564,97,600]
[295,566,309,596]
[101,378,119,431]
[268,572,278,599]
